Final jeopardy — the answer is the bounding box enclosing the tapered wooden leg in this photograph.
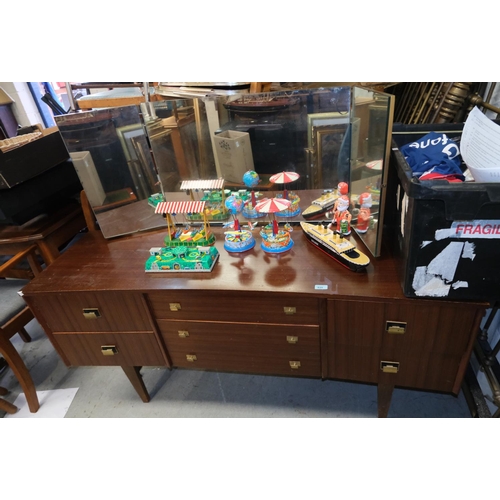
[121,366,150,402]
[377,381,394,418]
[0,397,18,414]
[0,386,9,396]
[0,339,39,413]
[18,328,32,343]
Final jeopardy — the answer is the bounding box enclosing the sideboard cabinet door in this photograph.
[327,299,482,393]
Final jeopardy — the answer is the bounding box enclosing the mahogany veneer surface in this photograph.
[21,226,409,299]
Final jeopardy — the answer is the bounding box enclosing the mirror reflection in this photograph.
[349,87,393,256]
[55,106,164,238]
[55,86,393,257]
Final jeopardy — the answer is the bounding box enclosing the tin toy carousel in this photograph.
[180,179,230,222]
[255,197,294,253]
[269,171,301,218]
[223,194,256,253]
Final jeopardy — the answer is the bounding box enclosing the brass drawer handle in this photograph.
[169,303,181,311]
[186,354,197,362]
[178,330,190,338]
[286,336,298,344]
[380,361,399,374]
[284,307,296,315]
[101,345,118,356]
[289,361,301,369]
[386,321,406,334]
[83,308,101,319]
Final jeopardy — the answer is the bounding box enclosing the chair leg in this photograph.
[18,328,32,343]
[0,397,18,414]
[0,356,7,375]
[0,386,9,395]
[0,341,39,413]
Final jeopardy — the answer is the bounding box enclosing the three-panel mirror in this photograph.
[55,86,393,257]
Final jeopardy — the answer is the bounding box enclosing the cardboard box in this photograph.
[70,151,107,207]
[0,126,69,189]
[0,158,83,225]
[213,130,254,183]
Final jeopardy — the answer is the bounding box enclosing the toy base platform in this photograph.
[242,207,266,219]
[260,238,294,254]
[186,212,230,222]
[145,246,219,273]
[224,229,255,253]
[276,207,301,218]
[224,238,256,253]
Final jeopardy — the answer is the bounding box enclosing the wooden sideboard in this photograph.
[21,227,486,417]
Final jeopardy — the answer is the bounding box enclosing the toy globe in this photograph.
[242,170,260,188]
[225,195,243,215]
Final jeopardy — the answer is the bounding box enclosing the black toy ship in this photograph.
[300,221,370,272]
[302,190,338,220]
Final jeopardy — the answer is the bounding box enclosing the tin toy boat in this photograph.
[300,221,370,272]
[302,190,339,220]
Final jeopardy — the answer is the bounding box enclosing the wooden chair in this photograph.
[0,245,43,414]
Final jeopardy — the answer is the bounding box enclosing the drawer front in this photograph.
[331,345,459,393]
[32,292,152,332]
[377,351,460,393]
[158,320,321,377]
[170,351,321,378]
[158,320,320,354]
[328,299,479,355]
[53,332,165,366]
[148,291,320,325]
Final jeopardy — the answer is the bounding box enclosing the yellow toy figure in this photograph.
[356,192,372,234]
[329,195,352,235]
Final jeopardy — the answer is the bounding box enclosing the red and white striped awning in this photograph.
[155,201,206,214]
[180,179,225,191]
[269,171,300,184]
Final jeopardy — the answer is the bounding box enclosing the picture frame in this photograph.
[116,123,146,162]
[310,123,348,188]
[116,123,158,199]
[307,111,350,148]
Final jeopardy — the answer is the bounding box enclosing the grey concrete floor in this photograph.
[0,317,472,418]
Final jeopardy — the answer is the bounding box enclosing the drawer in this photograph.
[328,299,479,356]
[169,350,321,378]
[377,352,461,393]
[31,292,152,332]
[158,320,321,377]
[148,291,320,325]
[157,320,320,355]
[53,332,165,366]
[330,345,461,393]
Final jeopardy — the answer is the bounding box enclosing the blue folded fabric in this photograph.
[400,131,465,181]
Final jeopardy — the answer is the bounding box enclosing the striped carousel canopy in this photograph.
[155,201,206,214]
[180,179,225,191]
